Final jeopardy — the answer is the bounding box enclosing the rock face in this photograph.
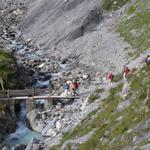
[27,110,44,133]
[0,109,17,143]
[25,138,44,150]
[14,144,26,150]
[19,0,129,73]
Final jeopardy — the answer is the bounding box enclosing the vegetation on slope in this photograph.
[0,50,20,90]
[50,63,150,149]
[0,50,20,118]
[88,88,104,103]
[50,0,150,149]
[79,65,150,149]
[102,0,130,11]
[117,0,150,57]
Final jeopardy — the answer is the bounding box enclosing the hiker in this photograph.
[145,55,150,65]
[107,71,114,86]
[63,80,70,92]
[123,66,130,81]
[70,79,79,96]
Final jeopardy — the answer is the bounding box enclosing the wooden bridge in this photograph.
[0,88,79,115]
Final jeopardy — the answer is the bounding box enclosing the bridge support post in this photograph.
[44,97,52,110]
[7,90,16,118]
[9,99,16,118]
[26,97,35,112]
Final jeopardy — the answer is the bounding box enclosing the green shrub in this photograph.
[95,88,104,94]
[116,0,150,57]
[88,94,100,103]
[128,5,136,15]
[102,0,130,11]
[0,50,20,89]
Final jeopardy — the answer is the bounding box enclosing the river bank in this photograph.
[0,1,96,149]
[0,25,97,149]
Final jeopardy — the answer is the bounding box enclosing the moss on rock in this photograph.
[0,50,20,143]
[0,50,20,90]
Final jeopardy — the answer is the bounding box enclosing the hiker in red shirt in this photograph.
[123,66,130,81]
[107,72,114,86]
[70,79,79,96]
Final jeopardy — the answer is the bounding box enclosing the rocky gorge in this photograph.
[0,0,99,149]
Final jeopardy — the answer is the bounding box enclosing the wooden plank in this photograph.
[0,88,80,102]
[0,95,80,101]
[0,88,50,97]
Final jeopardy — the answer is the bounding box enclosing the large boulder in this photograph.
[25,138,40,150]
[14,144,26,150]
[26,110,44,133]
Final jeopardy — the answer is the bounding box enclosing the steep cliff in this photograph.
[19,0,130,73]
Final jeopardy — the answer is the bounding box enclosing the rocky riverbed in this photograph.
[0,1,102,149]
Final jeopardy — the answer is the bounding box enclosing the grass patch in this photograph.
[127,5,136,15]
[49,109,99,150]
[0,50,20,89]
[88,94,100,103]
[95,88,104,94]
[113,73,122,82]
[116,0,150,57]
[102,0,130,11]
[79,64,150,149]
[88,88,104,103]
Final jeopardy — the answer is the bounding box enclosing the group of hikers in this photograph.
[63,79,79,96]
[61,54,150,95]
[107,65,130,86]
[107,54,150,86]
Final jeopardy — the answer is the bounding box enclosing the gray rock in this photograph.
[140,144,150,150]
[25,138,39,150]
[1,145,9,150]
[14,144,26,150]
[82,74,89,80]
[44,128,57,137]
[27,110,44,132]
[115,116,123,122]
[117,100,131,112]
[41,120,55,136]
[56,120,62,131]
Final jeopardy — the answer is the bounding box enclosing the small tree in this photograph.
[0,71,7,90]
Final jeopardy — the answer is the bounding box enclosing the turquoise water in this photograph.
[1,102,44,149]
[1,62,70,149]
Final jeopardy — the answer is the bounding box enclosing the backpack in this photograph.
[63,83,69,90]
[71,82,78,90]
[108,73,114,80]
[124,67,130,75]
